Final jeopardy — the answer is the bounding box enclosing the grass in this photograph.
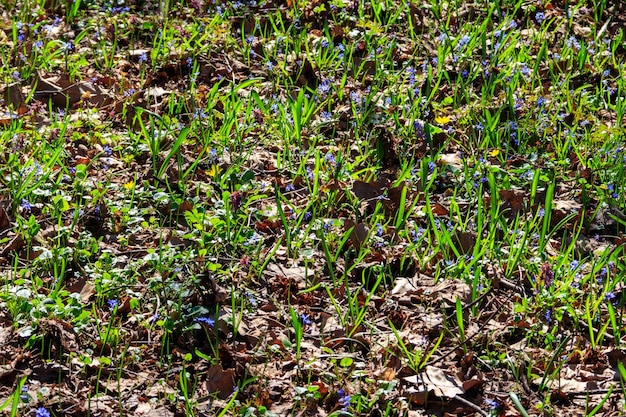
[0,0,625,416]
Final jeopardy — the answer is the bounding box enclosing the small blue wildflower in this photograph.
[35,408,51,417]
[545,309,552,323]
[245,232,262,246]
[195,316,215,326]
[414,120,424,137]
[61,41,73,52]
[320,38,329,48]
[485,398,500,410]
[605,292,616,302]
[303,211,312,221]
[535,12,545,24]
[138,52,148,64]
[336,43,345,58]
[324,152,336,166]
[193,108,207,119]
[537,97,546,108]
[107,299,118,309]
[538,207,545,217]
[519,64,531,78]
[285,183,295,192]
[20,199,31,211]
[245,35,254,44]
[300,314,312,325]
[566,36,580,51]
[20,385,28,401]
[337,389,351,410]
[411,227,425,243]
[318,78,331,95]
[456,35,470,50]
[103,145,112,156]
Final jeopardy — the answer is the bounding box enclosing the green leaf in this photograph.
[340,357,353,367]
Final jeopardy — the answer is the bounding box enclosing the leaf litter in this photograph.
[0,1,626,416]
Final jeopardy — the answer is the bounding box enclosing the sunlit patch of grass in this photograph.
[0,0,625,415]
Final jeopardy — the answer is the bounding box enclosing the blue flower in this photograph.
[60,41,73,52]
[195,316,215,326]
[337,389,351,409]
[193,108,207,119]
[535,12,545,24]
[300,314,312,325]
[318,79,331,95]
[107,299,118,309]
[35,407,51,417]
[485,398,501,410]
[456,35,470,50]
[20,199,31,211]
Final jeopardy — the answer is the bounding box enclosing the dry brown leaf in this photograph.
[205,364,236,399]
